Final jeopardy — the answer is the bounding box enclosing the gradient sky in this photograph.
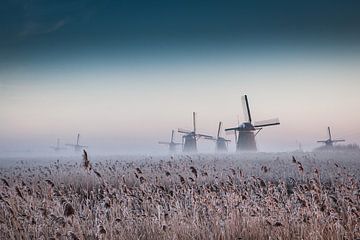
[1,0,360,155]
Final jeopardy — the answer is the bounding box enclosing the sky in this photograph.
[1,0,360,155]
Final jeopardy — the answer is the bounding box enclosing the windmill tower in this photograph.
[178,112,212,152]
[206,122,231,152]
[50,138,66,151]
[158,130,182,152]
[225,95,280,151]
[66,133,88,152]
[317,127,345,148]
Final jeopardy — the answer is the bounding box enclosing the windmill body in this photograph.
[66,133,88,152]
[168,142,178,152]
[225,95,280,152]
[158,130,182,152]
[208,121,230,152]
[216,137,228,152]
[73,145,83,152]
[237,124,257,151]
[183,134,197,152]
[178,112,212,153]
[317,127,345,148]
[50,138,66,151]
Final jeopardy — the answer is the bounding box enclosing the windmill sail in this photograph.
[225,126,241,132]
[242,95,252,123]
[193,112,196,134]
[217,122,222,138]
[197,133,213,138]
[327,127,332,140]
[253,118,280,128]
[178,128,192,134]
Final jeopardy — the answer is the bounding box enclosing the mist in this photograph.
[1,1,360,158]
[1,51,360,158]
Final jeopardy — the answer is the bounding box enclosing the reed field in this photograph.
[0,151,359,240]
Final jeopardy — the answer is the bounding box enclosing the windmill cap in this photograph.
[239,122,256,131]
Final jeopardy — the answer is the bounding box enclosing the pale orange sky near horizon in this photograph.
[1,53,360,154]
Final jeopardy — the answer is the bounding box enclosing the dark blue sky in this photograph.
[1,0,360,66]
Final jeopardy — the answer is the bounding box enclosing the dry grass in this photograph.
[0,151,359,240]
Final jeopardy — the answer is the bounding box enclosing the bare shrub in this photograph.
[0,151,359,239]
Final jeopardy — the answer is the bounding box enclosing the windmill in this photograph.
[158,130,182,152]
[178,112,212,152]
[317,127,345,148]
[50,138,66,151]
[66,133,88,152]
[225,95,280,151]
[296,140,303,152]
[206,122,231,152]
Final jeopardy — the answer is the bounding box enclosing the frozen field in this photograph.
[0,151,359,239]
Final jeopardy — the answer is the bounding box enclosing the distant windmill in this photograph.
[206,122,231,152]
[178,112,212,152]
[66,133,88,152]
[50,138,66,151]
[158,130,182,152]
[225,95,280,151]
[317,127,345,148]
[295,140,303,152]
